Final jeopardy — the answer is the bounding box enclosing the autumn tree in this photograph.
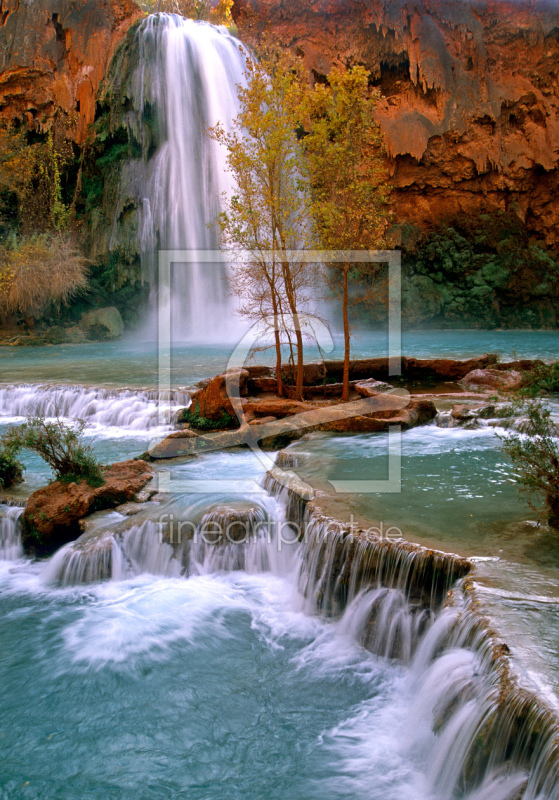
[0,234,88,327]
[301,66,392,401]
[137,0,235,28]
[0,123,73,234]
[210,54,319,401]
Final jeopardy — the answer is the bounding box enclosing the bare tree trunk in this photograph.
[272,302,284,398]
[293,316,304,401]
[342,264,350,402]
[548,492,559,529]
[281,262,304,401]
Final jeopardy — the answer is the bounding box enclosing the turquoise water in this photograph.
[0,328,557,388]
[0,562,426,800]
[1,330,559,797]
[286,426,528,555]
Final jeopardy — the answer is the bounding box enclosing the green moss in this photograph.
[396,212,559,329]
[178,408,235,430]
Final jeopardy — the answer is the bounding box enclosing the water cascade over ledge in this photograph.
[0,384,190,431]
[127,14,249,341]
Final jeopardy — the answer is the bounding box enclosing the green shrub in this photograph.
[0,446,24,489]
[520,362,559,397]
[178,408,234,431]
[400,211,559,328]
[1,417,104,487]
[497,401,559,528]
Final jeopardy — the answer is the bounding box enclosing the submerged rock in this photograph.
[22,460,153,555]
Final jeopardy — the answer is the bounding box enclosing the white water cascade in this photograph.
[0,505,23,560]
[0,384,189,431]
[132,14,249,341]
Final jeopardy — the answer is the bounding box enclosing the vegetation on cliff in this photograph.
[137,0,235,30]
[0,234,88,328]
[399,212,559,329]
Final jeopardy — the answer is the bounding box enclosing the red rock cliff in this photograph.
[0,0,142,143]
[234,0,559,244]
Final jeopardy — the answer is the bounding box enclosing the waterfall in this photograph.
[36,446,559,798]
[131,14,248,341]
[0,384,189,431]
[189,504,276,574]
[45,521,183,586]
[262,455,559,800]
[44,530,120,586]
[0,505,23,560]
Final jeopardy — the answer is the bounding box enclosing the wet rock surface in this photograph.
[22,459,153,554]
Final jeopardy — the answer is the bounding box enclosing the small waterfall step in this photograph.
[0,504,23,560]
[0,384,190,430]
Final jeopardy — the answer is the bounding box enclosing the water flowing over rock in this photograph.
[121,14,249,341]
[0,384,189,430]
[44,529,119,586]
[262,454,559,799]
[189,504,274,574]
[0,505,23,560]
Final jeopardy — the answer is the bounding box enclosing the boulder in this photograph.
[80,307,124,340]
[148,429,199,460]
[460,369,524,392]
[251,377,279,393]
[316,399,437,433]
[354,379,394,397]
[22,460,153,554]
[243,399,321,419]
[189,369,249,421]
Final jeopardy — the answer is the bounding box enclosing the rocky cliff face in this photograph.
[0,0,142,143]
[234,0,559,245]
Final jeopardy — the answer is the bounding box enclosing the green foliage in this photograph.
[497,401,559,528]
[520,362,559,397]
[179,408,234,431]
[1,417,104,487]
[0,444,24,489]
[401,212,559,328]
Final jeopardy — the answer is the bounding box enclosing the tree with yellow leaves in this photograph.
[302,66,392,401]
[209,54,319,401]
[137,0,235,29]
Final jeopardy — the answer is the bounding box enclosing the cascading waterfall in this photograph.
[33,446,559,800]
[0,384,189,430]
[131,14,249,341]
[262,461,559,800]
[0,505,23,560]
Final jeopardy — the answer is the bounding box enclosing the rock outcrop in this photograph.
[0,0,143,143]
[79,306,124,339]
[460,368,524,391]
[22,458,153,554]
[234,0,559,245]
